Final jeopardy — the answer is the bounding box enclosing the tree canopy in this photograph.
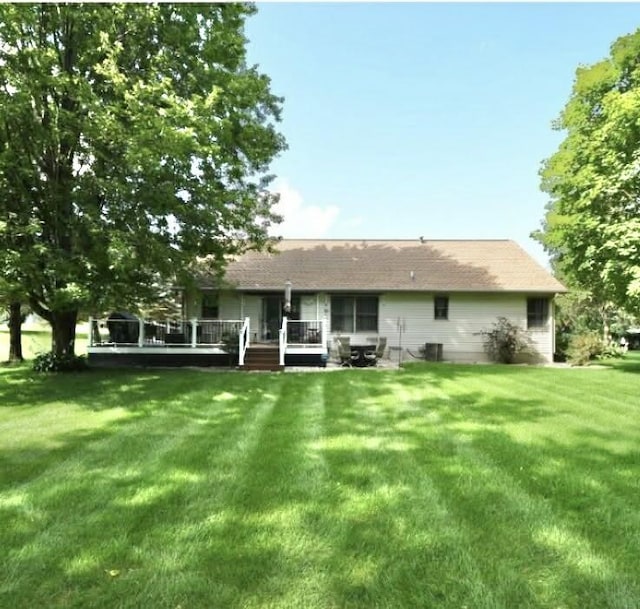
[0,3,286,355]
[534,28,640,313]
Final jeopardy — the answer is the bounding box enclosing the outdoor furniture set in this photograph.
[336,336,387,367]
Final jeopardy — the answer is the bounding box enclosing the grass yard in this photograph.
[1,358,639,609]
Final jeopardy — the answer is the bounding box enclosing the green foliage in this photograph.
[566,332,605,366]
[534,28,640,313]
[220,331,240,366]
[552,285,639,359]
[565,332,625,366]
[0,3,286,356]
[32,351,88,373]
[480,317,530,364]
[600,340,625,360]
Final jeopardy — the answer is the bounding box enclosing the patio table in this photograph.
[350,344,377,367]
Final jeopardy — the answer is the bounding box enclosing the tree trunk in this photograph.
[8,302,24,362]
[601,309,611,343]
[51,310,78,357]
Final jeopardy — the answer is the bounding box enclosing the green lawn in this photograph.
[1,359,639,608]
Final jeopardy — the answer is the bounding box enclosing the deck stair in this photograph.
[242,344,283,372]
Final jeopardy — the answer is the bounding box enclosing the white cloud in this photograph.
[269,178,340,238]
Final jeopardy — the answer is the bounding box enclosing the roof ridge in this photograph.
[275,238,514,242]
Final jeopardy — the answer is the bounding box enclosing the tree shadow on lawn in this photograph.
[1,375,289,608]
[0,366,281,493]
[0,365,220,411]
[463,429,640,607]
[340,366,559,427]
[3,367,639,608]
[595,351,640,374]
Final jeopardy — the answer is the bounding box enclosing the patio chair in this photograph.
[336,337,356,367]
[364,336,387,366]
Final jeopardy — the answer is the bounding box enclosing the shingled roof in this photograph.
[203,239,566,293]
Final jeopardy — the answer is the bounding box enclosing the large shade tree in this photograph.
[0,3,285,356]
[534,29,640,313]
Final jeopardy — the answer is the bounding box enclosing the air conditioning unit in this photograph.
[423,343,443,361]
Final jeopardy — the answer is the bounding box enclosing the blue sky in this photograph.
[245,3,640,267]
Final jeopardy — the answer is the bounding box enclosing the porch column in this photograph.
[321,317,328,351]
[279,316,287,366]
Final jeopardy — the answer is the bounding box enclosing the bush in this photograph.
[32,352,88,373]
[480,317,530,364]
[220,332,239,366]
[566,332,605,366]
[600,341,625,360]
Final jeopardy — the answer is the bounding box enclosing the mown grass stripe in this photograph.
[1,357,639,609]
[318,372,507,608]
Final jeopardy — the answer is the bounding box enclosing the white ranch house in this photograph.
[88,239,566,369]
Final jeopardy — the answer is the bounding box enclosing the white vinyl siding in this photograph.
[299,294,321,320]
[379,292,554,363]
[195,289,555,363]
[218,291,243,319]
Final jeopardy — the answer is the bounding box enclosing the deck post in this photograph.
[239,317,250,367]
[191,319,197,348]
[279,316,287,366]
[321,317,327,352]
[138,318,144,347]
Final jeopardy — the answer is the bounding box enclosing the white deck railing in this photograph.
[282,318,326,346]
[88,317,244,348]
[280,318,327,365]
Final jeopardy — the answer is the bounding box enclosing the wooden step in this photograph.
[242,346,283,372]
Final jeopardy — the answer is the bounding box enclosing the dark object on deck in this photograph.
[165,332,186,345]
[107,312,139,344]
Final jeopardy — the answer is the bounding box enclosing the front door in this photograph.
[262,295,300,341]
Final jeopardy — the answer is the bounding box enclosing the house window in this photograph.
[434,296,449,320]
[331,295,378,332]
[527,297,549,329]
[201,292,219,319]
